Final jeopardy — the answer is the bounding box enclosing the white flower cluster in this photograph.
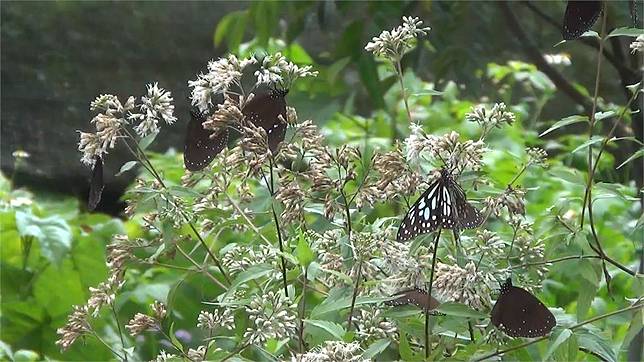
[77,84,176,166]
[543,53,571,66]
[128,82,177,137]
[433,261,495,310]
[255,52,318,87]
[295,341,366,362]
[405,127,486,174]
[630,34,644,54]
[243,290,298,345]
[378,239,430,292]
[221,243,279,275]
[353,307,397,343]
[196,309,235,331]
[188,55,255,112]
[365,16,430,60]
[465,102,516,132]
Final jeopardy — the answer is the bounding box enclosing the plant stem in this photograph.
[222,341,251,362]
[110,303,128,362]
[514,255,602,269]
[395,57,413,127]
[425,228,442,358]
[176,245,227,289]
[299,266,308,353]
[267,157,289,297]
[92,331,125,361]
[473,301,643,362]
[346,259,363,331]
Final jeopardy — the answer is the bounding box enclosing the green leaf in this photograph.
[413,88,443,96]
[576,279,597,321]
[115,161,138,176]
[543,329,572,361]
[33,260,85,318]
[15,211,72,265]
[571,136,605,154]
[577,330,617,362]
[138,131,158,151]
[168,322,184,353]
[362,339,391,359]
[619,310,643,357]
[436,302,486,319]
[617,149,644,169]
[594,111,615,122]
[304,319,346,340]
[295,232,315,267]
[225,264,274,298]
[607,27,644,38]
[13,350,39,362]
[540,115,589,137]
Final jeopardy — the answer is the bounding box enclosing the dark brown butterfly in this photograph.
[183,109,228,171]
[562,1,602,40]
[183,89,288,171]
[490,278,556,338]
[385,288,441,312]
[397,168,483,242]
[242,88,288,152]
[88,156,104,211]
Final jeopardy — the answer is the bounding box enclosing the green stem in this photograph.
[346,259,363,331]
[425,228,442,358]
[110,303,128,362]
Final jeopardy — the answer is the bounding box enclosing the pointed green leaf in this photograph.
[362,339,391,359]
[115,161,138,176]
[543,329,572,361]
[304,319,346,340]
[540,115,589,137]
[607,27,644,38]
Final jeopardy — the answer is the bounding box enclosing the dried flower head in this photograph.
[202,96,244,134]
[187,346,207,362]
[373,146,422,200]
[543,53,571,66]
[87,274,123,317]
[526,147,548,167]
[196,309,235,331]
[77,132,104,166]
[55,305,92,351]
[470,230,506,258]
[485,185,526,217]
[255,52,318,88]
[125,313,158,336]
[295,341,366,362]
[188,55,255,112]
[365,16,430,60]
[243,290,297,345]
[275,179,306,224]
[433,261,495,310]
[152,301,167,321]
[630,34,644,54]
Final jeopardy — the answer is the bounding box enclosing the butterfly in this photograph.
[385,288,441,312]
[490,278,556,338]
[562,1,602,40]
[183,89,288,171]
[396,168,483,242]
[88,156,104,211]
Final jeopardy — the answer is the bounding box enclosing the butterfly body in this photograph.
[385,288,441,312]
[397,168,483,242]
[562,1,602,40]
[490,278,556,338]
[88,156,104,210]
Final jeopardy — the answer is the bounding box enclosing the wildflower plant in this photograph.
[51,13,644,362]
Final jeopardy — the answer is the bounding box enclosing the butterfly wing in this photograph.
[449,181,484,230]
[242,90,288,152]
[397,177,449,242]
[386,288,440,311]
[562,1,602,40]
[184,109,229,171]
[491,283,556,338]
[88,156,104,211]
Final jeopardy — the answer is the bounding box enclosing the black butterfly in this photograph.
[184,109,228,171]
[183,89,288,171]
[88,156,104,211]
[385,288,441,312]
[490,278,556,338]
[396,168,483,242]
[242,88,288,152]
[562,1,602,40]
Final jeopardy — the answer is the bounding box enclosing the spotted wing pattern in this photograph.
[491,278,556,338]
[242,89,288,152]
[184,109,229,172]
[385,288,440,312]
[397,169,482,242]
[88,156,104,211]
[562,1,602,40]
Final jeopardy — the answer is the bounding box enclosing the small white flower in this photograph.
[255,52,318,88]
[433,261,495,310]
[365,16,430,60]
[243,291,297,345]
[630,34,644,54]
[129,83,176,137]
[196,309,234,331]
[77,131,103,166]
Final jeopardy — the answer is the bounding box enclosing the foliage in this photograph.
[2,5,643,362]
